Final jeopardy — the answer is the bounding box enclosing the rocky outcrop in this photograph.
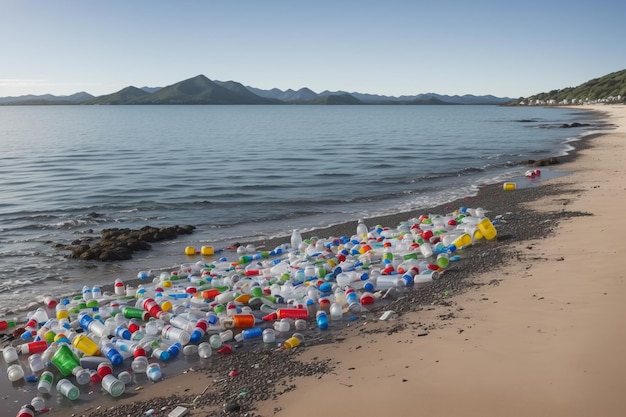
[519,157,560,167]
[560,122,590,128]
[55,225,195,262]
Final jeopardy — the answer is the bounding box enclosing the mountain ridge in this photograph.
[0,73,517,105]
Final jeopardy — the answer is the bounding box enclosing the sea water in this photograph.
[0,104,605,315]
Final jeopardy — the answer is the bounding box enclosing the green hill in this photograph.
[132,75,276,104]
[86,86,149,105]
[520,68,626,105]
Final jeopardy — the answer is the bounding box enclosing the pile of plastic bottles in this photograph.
[3,206,497,416]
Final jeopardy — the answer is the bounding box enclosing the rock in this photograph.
[60,225,195,261]
[519,157,559,167]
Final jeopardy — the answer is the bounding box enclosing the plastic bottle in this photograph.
[146,363,162,381]
[118,370,132,385]
[37,371,54,393]
[262,308,308,321]
[290,229,302,250]
[16,405,35,417]
[234,327,263,342]
[102,374,125,397]
[283,332,304,349]
[73,366,91,385]
[221,314,256,329]
[56,378,80,400]
[97,361,113,378]
[329,302,343,320]
[198,342,212,359]
[189,318,209,343]
[419,242,433,258]
[79,314,109,338]
[356,219,369,239]
[51,344,80,377]
[161,325,191,345]
[166,341,182,359]
[114,279,125,296]
[72,334,101,356]
[21,340,49,355]
[436,253,450,268]
[2,345,19,363]
[262,328,276,343]
[122,307,150,321]
[0,319,17,333]
[208,334,223,349]
[30,396,45,411]
[131,356,148,373]
[151,346,170,361]
[27,353,44,373]
[142,298,168,321]
[273,319,291,333]
[7,364,25,381]
[100,341,124,366]
[316,311,329,329]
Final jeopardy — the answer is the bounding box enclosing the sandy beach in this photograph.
[27,104,624,417]
[253,104,626,417]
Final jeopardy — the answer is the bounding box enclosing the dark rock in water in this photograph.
[532,157,559,166]
[60,225,195,261]
[519,157,559,167]
[560,122,590,128]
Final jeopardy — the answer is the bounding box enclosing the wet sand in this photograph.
[19,104,626,417]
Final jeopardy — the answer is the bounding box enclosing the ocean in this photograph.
[0,104,605,316]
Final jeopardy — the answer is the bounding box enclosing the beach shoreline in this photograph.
[6,104,623,417]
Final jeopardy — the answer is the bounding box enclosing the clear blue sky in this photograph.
[2,0,624,98]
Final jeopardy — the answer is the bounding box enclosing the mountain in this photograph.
[0,91,94,105]
[519,68,626,105]
[246,86,319,102]
[129,75,278,105]
[0,73,517,105]
[86,86,149,105]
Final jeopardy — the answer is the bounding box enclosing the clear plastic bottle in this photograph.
[198,342,212,359]
[30,396,45,411]
[131,356,148,373]
[2,346,18,363]
[7,364,25,381]
[146,363,162,381]
[356,219,368,239]
[290,229,302,250]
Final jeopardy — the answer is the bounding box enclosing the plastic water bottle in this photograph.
[316,311,329,329]
[56,378,79,400]
[118,370,132,384]
[36,370,54,394]
[2,346,19,363]
[7,364,25,381]
[146,363,162,381]
[329,302,343,320]
[131,356,148,373]
[356,219,368,239]
[262,328,276,343]
[101,374,125,397]
[290,229,302,250]
[16,405,35,417]
[198,342,212,359]
[161,325,191,345]
[234,327,263,342]
[27,353,45,373]
[30,396,45,411]
[100,341,124,366]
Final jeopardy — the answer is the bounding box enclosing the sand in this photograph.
[253,104,626,417]
[34,104,625,417]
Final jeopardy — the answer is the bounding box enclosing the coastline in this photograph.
[252,104,626,417]
[8,104,623,417]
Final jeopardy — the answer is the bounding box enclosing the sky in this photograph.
[1,0,625,99]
